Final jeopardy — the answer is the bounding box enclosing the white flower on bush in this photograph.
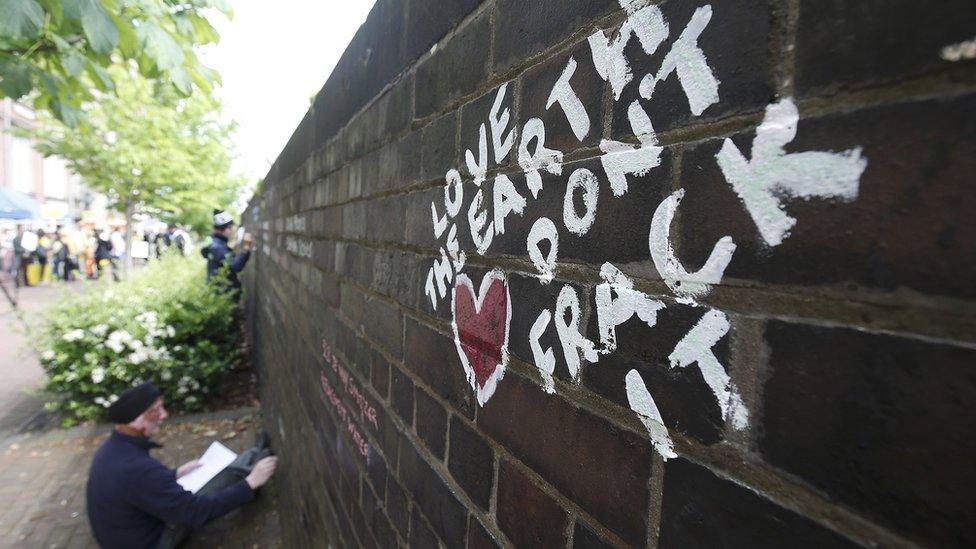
[40,350,56,361]
[94,396,110,408]
[185,396,198,405]
[136,311,159,327]
[128,350,148,365]
[105,330,132,354]
[108,394,119,404]
[161,369,172,381]
[62,329,85,342]
[165,326,176,338]
[90,324,109,337]
[91,367,106,384]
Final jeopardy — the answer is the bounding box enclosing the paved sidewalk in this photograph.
[0,280,85,434]
[0,407,282,548]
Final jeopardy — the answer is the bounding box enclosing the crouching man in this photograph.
[86,382,278,548]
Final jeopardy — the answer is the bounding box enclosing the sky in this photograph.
[203,1,377,183]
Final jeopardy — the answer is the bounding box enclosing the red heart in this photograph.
[452,271,511,405]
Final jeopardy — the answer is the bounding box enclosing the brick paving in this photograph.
[0,407,282,548]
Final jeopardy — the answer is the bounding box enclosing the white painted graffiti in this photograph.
[423,0,867,460]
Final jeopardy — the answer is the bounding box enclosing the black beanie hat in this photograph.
[107,382,161,424]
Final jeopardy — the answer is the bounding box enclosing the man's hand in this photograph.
[241,232,253,252]
[176,460,201,478]
[245,456,278,490]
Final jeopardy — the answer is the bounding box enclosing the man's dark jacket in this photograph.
[201,232,250,290]
[86,431,253,548]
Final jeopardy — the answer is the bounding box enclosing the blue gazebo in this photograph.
[0,187,41,220]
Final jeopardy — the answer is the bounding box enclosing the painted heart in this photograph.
[451,270,511,406]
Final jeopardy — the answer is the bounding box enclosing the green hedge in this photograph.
[34,254,240,425]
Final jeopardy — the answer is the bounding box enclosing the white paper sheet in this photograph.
[177,441,238,493]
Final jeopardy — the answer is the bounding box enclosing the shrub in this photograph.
[34,254,240,425]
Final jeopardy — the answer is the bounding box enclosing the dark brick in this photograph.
[405,0,482,64]
[520,38,606,151]
[399,436,469,546]
[390,366,415,425]
[796,0,976,95]
[322,272,340,309]
[370,350,390,399]
[403,316,476,417]
[659,459,858,548]
[361,482,398,548]
[363,297,404,358]
[611,0,772,138]
[493,0,616,74]
[414,387,448,459]
[761,321,976,546]
[582,301,729,444]
[410,507,440,549]
[403,187,443,250]
[386,476,410,538]
[399,130,424,188]
[468,516,502,549]
[415,9,492,119]
[448,415,495,510]
[364,195,406,246]
[365,446,388,501]
[679,94,976,300]
[479,372,652,545]
[573,520,614,548]
[497,459,569,547]
[421,110,459,183]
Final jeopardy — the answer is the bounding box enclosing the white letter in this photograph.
[530,310,556,394]
[431,202,448,238]
[626,369,676,459]
[425,248,455,310]
[465,124,489,185]
[490,83,518,164]
[600,101,663,197]
[715,98,867,246]
[588,4,669,99]
[546,57,590,141]
[518,117,563,199]
[563,168,599,236]
[669,310,748,430]
[639,5,719,116]
[594,262,665,352]
[527,217,559,284]
[492,174,526,235]
[445,224,465,272]
[649,189,735,300]
[555,285,598,381]
[467,187,494,254]
[444,168,463,218]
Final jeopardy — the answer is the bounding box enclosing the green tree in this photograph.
[28,64,247,271]
[0,0,231,126]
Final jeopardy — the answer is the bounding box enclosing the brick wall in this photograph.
[241,1,976,546]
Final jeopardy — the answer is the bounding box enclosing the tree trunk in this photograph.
[123,199,134,276]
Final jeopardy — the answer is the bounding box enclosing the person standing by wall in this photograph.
[201,210,252,296]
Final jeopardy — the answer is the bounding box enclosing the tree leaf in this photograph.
[63,50,86,76]
[170,65,192,95]
[78,0,118,54]
[0,0,45,40]
[137,21,184,70]
[0,56,33,99]
[85,60,114,92]
[109,12,137,57]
